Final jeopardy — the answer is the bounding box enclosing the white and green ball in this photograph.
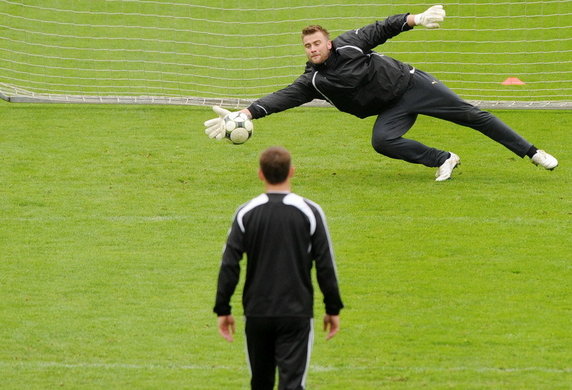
[224,112,254,144]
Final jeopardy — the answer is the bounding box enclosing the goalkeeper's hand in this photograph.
[414,5,446,29]
[204,105,231,140]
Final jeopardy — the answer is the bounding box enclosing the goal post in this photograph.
[1,0,570,109]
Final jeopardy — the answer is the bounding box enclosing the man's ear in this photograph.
[258,168,265,181]
[288,166,295,178]
[327,40,332,50]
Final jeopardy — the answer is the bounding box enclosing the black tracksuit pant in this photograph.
[245,317,313,390]
[371,69,533,167]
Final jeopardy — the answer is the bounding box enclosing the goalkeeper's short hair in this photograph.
[301,25,330,39]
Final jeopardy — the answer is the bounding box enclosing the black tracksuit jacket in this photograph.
[213,192,343,318]
[247,14,414,120]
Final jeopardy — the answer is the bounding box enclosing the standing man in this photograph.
[213,146,344,390]
[205,5,558,181]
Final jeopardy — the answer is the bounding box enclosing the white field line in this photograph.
[0,215,562,225]
[0,361,570,373]
[0,215,196,222]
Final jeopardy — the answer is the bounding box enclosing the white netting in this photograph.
[0,0,570,108]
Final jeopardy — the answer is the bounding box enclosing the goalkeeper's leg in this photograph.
[409,70,533,157]
[371,69,536,166]
[371,106,450,168]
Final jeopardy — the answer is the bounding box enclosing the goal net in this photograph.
[1,0,570,109]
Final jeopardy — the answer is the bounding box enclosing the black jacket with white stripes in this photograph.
[247,14,413,119]
[213,192,343,318]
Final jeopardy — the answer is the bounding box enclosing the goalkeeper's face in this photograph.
[303,31,332,65]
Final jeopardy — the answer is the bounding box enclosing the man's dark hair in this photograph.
[259,146,291,184]
[301,25,330,39]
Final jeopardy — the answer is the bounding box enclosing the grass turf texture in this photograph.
[1,101,571,389]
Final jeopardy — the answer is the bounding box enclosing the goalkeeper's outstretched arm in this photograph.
[245,77,318,120]
[203,75,316,139]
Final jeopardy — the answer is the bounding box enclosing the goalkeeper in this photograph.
[205,5,558,181]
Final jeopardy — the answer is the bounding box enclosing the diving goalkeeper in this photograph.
[204,5,558,181]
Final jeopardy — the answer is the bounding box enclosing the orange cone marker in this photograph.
[501,77,525,85]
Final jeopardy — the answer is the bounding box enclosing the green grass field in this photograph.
[1,100,570,389]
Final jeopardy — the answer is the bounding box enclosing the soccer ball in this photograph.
[224,112,254,144]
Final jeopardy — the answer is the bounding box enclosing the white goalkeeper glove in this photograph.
[204,105,231,140]
[414,5,446,29]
